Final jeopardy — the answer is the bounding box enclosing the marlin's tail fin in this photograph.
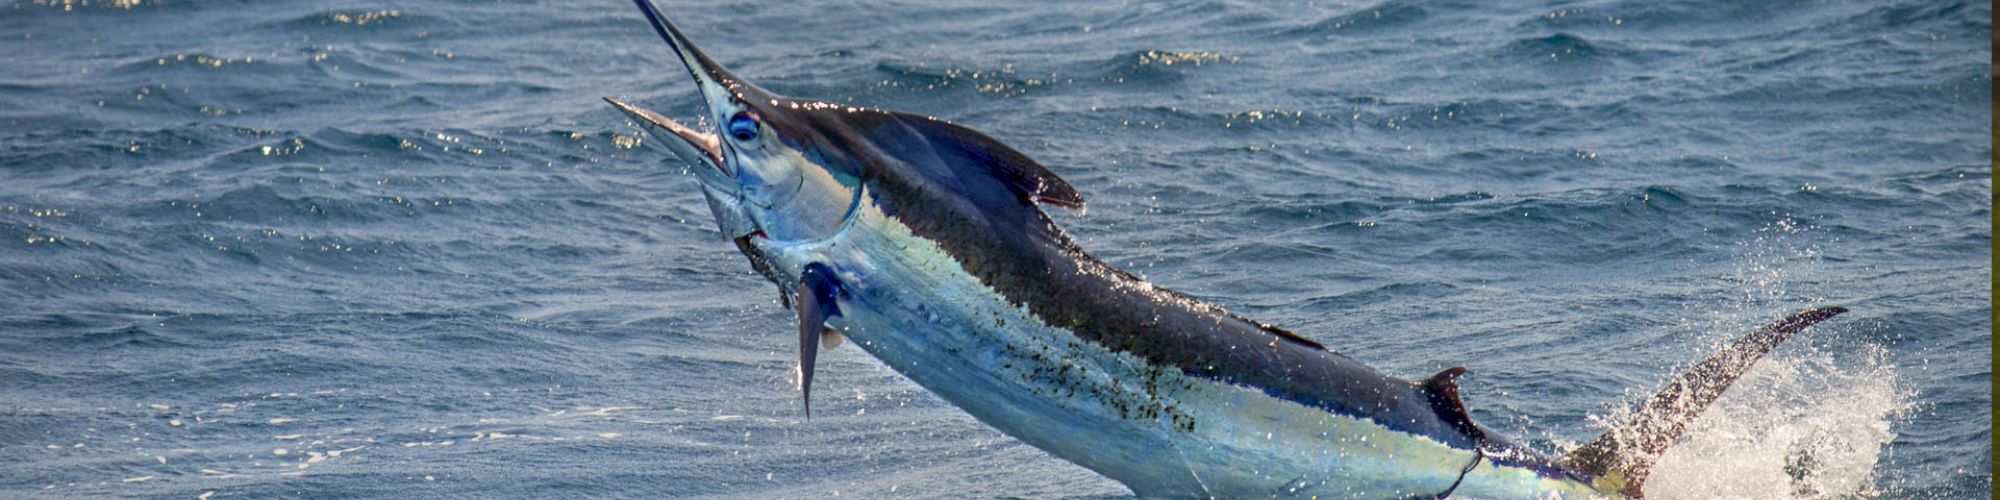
[1561,306,1849,497]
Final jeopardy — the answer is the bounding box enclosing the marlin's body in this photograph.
[741,188,1602,498]
[605,2,1845,497]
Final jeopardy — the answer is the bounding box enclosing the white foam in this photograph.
[1604,218,1912,498]
[581,406,638,416]
[1647,346,1908,499]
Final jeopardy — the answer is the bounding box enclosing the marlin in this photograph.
[604,1,1846,497]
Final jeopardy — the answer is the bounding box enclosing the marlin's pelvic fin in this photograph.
[1561,306,1849,497]
[795,263,844,420]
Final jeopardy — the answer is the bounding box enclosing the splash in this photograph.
[1641,217,1911,498]
[1646,345,1909,498]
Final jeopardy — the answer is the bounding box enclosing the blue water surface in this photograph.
[0,0,1990,497]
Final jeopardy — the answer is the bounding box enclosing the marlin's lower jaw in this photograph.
[692,184,757,242]
[600,96,761,241]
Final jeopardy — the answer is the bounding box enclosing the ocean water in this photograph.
[0,0,1989,497]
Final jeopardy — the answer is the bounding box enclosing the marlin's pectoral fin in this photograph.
[794,263,844,419]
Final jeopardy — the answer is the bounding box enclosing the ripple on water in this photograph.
[0,0,1986,497]
[1277,1,1433,39]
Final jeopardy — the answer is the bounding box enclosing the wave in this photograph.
[1278,1,1432,38]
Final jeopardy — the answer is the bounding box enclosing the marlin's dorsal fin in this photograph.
[859,110,1085,210]
[1421,367,1485,442]
[1561,306,1848,497]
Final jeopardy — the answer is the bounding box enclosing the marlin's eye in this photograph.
[727,112,758,142]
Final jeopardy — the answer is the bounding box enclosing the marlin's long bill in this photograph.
[606,1,1850,497]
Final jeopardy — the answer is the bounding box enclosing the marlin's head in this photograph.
[609,0,1086,251]
[606,0,863,247]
